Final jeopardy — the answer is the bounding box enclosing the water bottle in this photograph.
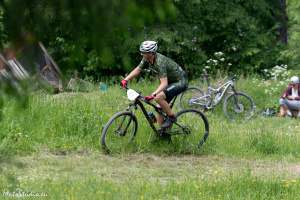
[147,112,157,123]
[99,82,108,92]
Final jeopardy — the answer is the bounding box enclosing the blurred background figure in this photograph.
[1,32,63,93]
[279,76,300,117]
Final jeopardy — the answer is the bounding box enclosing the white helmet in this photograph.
[291,76,299,84]
[139,41,158,53]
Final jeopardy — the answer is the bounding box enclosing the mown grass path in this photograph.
[3,152,300,182]
[2,152,300,199]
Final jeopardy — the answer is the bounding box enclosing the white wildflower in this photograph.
[214,52,224,57]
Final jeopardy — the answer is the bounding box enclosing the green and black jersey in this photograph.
[138,53,187,85]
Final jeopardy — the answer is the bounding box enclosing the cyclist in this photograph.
[121,41,188,128]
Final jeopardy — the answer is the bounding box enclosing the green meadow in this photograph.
[1,78,300,199]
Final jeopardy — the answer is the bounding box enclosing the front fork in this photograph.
[229,85,241,109]
[230,84,238,94]
[114,104,137,136]
[117,112,134,136]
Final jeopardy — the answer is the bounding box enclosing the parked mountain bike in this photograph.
[179,69,255,120]
[101,87,209,153]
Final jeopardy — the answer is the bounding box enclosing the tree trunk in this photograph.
[278,0,288,44]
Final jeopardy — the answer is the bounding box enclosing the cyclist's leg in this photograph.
[155,82,187,128]
[156,105,164,126]
[155,92,175,116]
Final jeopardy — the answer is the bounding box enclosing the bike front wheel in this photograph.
[168,109,209,151]
[179,87,207,110]
[223,92,255,120]
[101,111,138,153]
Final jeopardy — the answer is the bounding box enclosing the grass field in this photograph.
[1,77,300,199]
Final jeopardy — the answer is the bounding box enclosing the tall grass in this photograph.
[0,77,299,159]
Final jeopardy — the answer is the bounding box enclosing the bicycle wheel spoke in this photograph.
[180,87,207,110]
[169,109,209,152]
[224,93,255,120]
[101,112,137,153]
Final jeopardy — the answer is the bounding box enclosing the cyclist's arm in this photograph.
[152,77,168,96]
[124,67,141,81]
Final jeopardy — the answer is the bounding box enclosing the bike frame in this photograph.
[191,78,237,109]
[208,80,235,106]
[126,95,178,136]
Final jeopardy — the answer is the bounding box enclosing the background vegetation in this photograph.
[1,0,299,80]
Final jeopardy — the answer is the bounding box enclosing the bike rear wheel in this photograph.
[223,92,255,120]
[101,111,138,153]
[179,87,207,110]
[168,109,209,152]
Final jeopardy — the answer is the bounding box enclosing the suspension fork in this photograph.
[116,109,134,135]
[115,102,138,135]
[229,85,240,106]
[230,84,238,94]
[124,113,135,134]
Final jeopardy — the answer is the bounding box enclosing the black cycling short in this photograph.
[163,81,188,103]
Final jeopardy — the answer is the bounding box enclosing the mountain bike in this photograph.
[179,69,255,120]
[101,87,209,153]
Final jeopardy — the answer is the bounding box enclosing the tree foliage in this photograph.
[0,0,297,81]
[146,0,288,77]
[284,0,300,68]
[1,0,177,78]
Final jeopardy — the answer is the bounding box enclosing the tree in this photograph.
[0,0,176,115]
[284,0,300,68]
[277,0,288,44]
